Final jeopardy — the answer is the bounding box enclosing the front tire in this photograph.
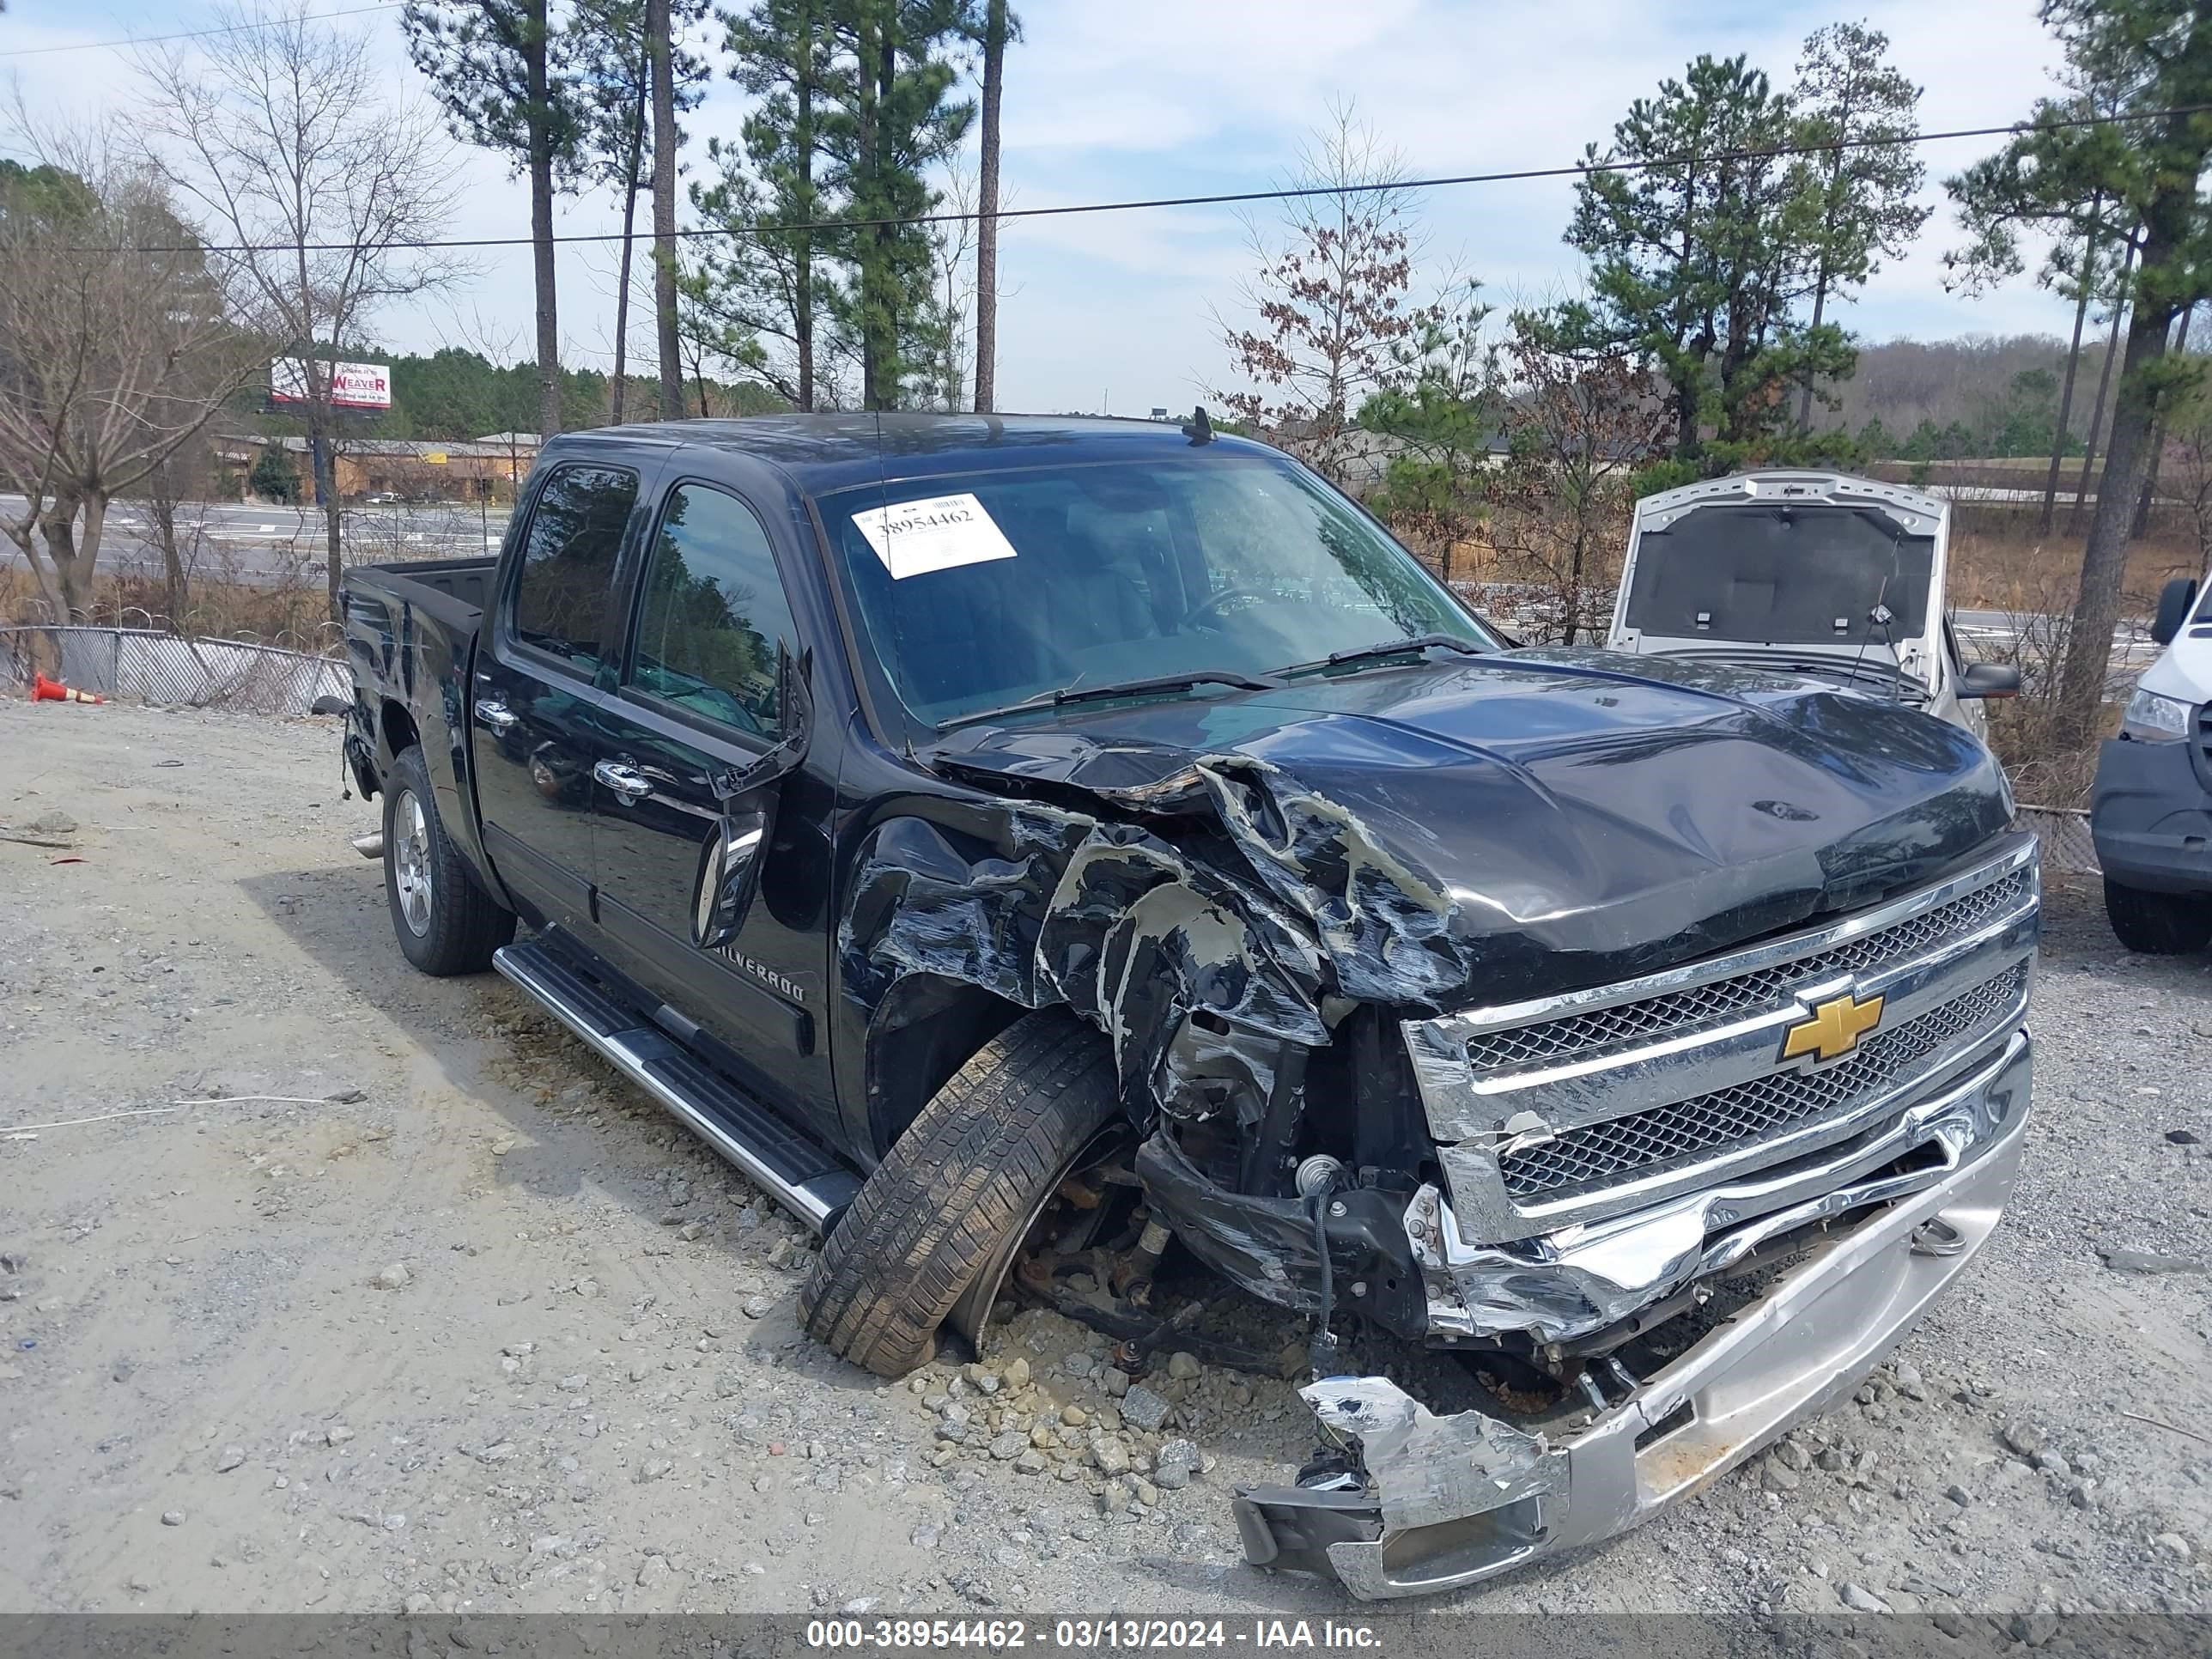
[800,1010,1119,1376]
[383,744,517,975]
[2102,878,2212,955]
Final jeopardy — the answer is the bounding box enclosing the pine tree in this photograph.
[568,0,707,422]
[817,0,975,410]
[711,0,837,408]
[1949,0,2212,746]
[403,1,581,439]
[1787,23,1929,435]
[1555,55,1850,468]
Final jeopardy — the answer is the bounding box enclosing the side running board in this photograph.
[494,940,860,1232]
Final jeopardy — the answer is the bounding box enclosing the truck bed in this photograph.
[345,555,495,635]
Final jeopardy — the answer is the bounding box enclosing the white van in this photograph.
[2090,569,2212,951]
[1605,471,2021,738]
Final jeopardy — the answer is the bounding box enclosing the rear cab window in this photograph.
[506,462,641,675]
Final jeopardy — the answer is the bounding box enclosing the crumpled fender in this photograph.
[838,800,1328,1128]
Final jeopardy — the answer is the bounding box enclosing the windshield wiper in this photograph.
[939,669,1283,731]
[1279,632,1486,678]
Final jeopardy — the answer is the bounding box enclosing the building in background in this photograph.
[216,434,543,503]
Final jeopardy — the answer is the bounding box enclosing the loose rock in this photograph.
[1154,1440,1200,1491]
[1121,1386,1171,1433]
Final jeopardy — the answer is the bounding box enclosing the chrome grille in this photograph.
[1463,869,2033,1077]
[1498,963,2029,1202]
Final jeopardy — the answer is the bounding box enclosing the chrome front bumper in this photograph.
[1233,1028,2032,1601]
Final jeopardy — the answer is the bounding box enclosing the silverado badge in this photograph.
[1782,989,1885,1064]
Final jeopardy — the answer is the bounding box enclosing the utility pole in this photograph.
[972,0,1007,414]
[647,0,684,421]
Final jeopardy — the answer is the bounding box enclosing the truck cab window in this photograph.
[509,464,639,672]
[629,483,798,738]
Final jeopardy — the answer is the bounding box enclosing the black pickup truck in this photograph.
[341,414,2039,1599]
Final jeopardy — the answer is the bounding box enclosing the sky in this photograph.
[0,0,2082,420]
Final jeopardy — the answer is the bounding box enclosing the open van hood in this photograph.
[1608,471,1950,696]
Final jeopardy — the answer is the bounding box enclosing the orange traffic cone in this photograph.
[31,672,104,705]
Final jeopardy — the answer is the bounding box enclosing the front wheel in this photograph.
[2102,878,2212,955]
[799,1010,1120,1376]
[383,744,517,975]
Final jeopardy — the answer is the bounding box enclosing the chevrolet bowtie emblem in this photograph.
[1782,990,1885,1064]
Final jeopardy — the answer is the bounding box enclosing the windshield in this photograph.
[1624,505,1933,650]
[817,451,1495,728]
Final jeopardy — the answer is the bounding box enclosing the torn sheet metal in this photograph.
[1301,1374,1552,1533]
[929,650,2016,1012]
[1132,1131,1326,1309]
[838,803,1328,1130]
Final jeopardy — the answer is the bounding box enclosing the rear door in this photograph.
[471,459,644,935]
[588,477,839,1133]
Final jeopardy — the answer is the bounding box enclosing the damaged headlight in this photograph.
[2120,687,2194,744]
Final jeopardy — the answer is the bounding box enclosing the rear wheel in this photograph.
[2102,878,2212,955]
[800,1010,1120,1376]
[384,744,517,975]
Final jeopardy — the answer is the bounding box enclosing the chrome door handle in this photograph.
[476,699,518,732]
[593,759,652,803]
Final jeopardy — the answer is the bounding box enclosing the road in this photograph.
[2,700,2206,1621]
[0,494,509,587]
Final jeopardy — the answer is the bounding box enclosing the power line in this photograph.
[0,1,400,58]
[54,100,2212,257]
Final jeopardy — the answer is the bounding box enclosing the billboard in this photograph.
[270,358,392,411]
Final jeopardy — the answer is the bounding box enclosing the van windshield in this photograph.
[817,452,1494,728]
[1624,505,1933,649]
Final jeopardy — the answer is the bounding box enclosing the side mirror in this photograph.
[1957,662,2021,700]
[693,803,771,949]
[2152,576,2201,647]
[691,641,812,950]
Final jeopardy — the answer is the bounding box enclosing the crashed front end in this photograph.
[843,657,2037,1600]
[1228,840,2038,1597]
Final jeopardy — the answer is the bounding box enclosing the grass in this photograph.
[0,562,340,653]
[1946,509,2202,614]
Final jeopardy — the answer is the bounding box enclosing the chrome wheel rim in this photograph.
[392,791,434,937]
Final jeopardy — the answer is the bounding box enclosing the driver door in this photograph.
[588,479,837,1134]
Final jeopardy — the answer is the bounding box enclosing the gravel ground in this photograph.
[1,699,2207,1629]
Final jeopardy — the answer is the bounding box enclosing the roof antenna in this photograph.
[1182,404,1214,446]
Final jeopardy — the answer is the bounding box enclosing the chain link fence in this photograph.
[2,623,349,716]
[2016,805,2100,876]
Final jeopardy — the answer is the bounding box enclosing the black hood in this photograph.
[927,647,2014,1007]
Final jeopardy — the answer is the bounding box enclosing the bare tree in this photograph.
[0,118,260,630]
[1485,315,1674,643]
[1210,105,1431,489]
[137,2,462,618]
[928,162,979,411]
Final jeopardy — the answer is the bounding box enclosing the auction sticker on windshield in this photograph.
[852,492,1019,580]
